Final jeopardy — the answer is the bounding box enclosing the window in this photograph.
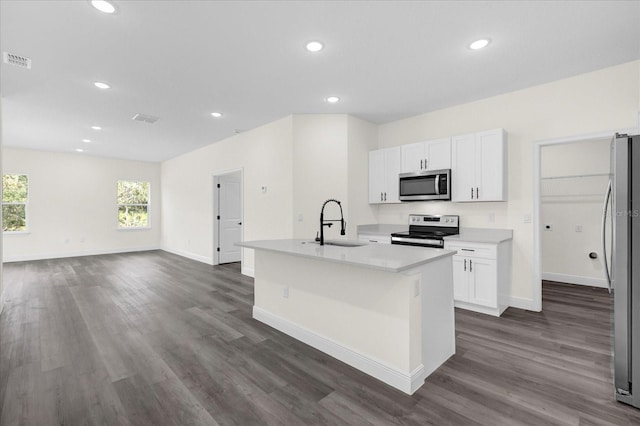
[117,180,150,228]
[2,174,29,232]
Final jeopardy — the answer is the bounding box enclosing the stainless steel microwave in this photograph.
[399,169,451,201]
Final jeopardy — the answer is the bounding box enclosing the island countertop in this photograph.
[237,239,454,273]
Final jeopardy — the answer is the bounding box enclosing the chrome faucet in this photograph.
[316,198,345,246]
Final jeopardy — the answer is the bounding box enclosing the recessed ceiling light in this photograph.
[305,41,324,52]
[469,39,490,50]
[326,96,340,103]
[91,126,102,130]
[91,0,116,14]
[94,81,111,89]
[211,112,223,118]
[75,148,84,153]
[82,139,91,143]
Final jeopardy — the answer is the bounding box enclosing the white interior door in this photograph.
[217,172,242,264]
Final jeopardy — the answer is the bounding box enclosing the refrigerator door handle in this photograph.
[602,179,612,293]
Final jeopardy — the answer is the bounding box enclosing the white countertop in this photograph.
[237,239,454,273]
[444,228,513,244]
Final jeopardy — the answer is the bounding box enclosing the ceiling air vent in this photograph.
[3,52,32,69]
[132,113,159,124]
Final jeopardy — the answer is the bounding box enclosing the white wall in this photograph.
[2,147,161,261]
[160,116,295,274]
[347,115,379,238]
[292,115,349,240]
[161,114,380,274]
[540,139,611,287]
[376,60,640,309]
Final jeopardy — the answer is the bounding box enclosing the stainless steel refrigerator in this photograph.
[604,133,640,407]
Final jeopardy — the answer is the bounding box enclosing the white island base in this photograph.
[243,240,455,395]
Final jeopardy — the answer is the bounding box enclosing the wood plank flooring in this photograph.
[1,251,639,425]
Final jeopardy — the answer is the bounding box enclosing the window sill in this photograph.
[3,231,31,235]
[116,227,152,231]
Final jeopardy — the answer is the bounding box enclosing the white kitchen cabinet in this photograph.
[451,129,507,202]
[401,137,451,173]
[369,147,401,204]
[357,233,391,244]
[445,239,512,317]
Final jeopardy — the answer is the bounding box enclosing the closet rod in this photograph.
[541,172,611,180]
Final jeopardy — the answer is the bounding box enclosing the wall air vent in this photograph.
[132,113,159,124]
[3,52,32,69]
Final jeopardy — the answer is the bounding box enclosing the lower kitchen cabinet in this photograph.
[357,233,391,244]
[445,239,512,317]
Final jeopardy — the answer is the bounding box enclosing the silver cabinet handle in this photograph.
[369,239,378,243]
[420,159,423,169]
[380,192,383,202]
[464,259,467,271]
[470,259,473,272]
[476,187,479,199]
[384,192,387,201]
[471,187,474,199]
[425,158,428,169]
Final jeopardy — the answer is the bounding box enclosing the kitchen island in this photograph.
[237,239,456,394]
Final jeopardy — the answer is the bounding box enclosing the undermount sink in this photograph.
[306,240,367,247]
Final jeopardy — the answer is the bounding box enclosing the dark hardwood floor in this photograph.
[1,251,639,425]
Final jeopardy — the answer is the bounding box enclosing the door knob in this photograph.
[238,222,242,225]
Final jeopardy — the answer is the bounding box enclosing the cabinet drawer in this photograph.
[444,241,496,259]
[358,234,391,244]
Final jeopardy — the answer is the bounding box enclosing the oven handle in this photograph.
[435,174,440,194]
[391,236,444,247]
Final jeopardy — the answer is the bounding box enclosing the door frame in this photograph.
[212,168,244,266]
[532,127,636,311]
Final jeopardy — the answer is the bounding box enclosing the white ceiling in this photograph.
[1,1,639,162]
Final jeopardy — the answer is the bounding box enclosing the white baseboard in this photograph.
[253,306,424,395]
[542,272,607,289]
[160,247,213,265]
[3,246,161,263]
[241,266,255,278]
[506,295,538,312]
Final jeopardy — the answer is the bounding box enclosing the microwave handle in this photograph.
[435,174,440,194]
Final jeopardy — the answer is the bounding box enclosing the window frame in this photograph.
[116,180,151,230]
[2,173,30,234]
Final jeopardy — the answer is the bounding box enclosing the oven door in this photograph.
[399,169,450,201]
[390,236,444,248]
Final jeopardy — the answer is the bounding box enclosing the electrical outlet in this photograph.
[524,213,532,224]
[575,224,583,232]
[544,224,553,231]
[283,286,289,299]
[297,213,303,222]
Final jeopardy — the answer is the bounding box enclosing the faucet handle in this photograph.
[315,231,320,242]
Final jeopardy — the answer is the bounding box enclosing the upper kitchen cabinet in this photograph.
[401,137,451,173]
[369,147,401,204]
[451,129,507,202]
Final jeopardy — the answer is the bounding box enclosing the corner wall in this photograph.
[160,116,295,274]
[2,148,162,262]
[376,60,640,309]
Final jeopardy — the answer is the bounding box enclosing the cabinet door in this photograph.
[424,138,451,171]
[469,257,497,308]
[369,150,386,204]
[401,142,425,173]
[452,255,469,302]
[384,147,401,203]
[476,129,506,201]
[451,133,477,202]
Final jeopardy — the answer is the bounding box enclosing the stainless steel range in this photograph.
[390,214,459,248]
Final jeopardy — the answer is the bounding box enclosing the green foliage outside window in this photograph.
[2,174,28,232]
[117,180,149,228]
